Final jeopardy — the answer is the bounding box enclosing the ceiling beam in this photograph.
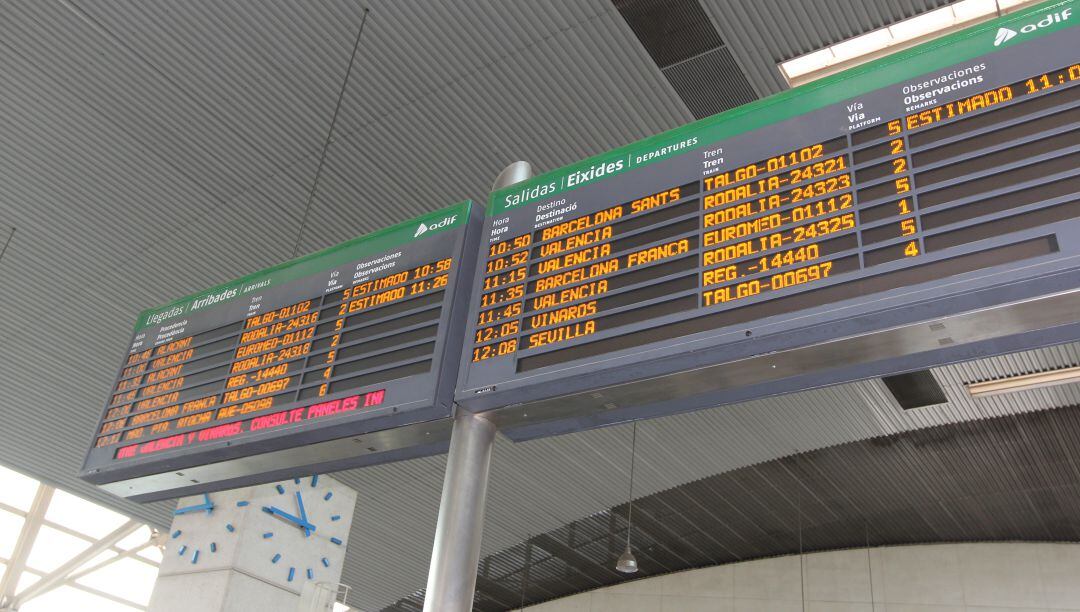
[613,497,723,567]
[66,540,156,585]
[61,579,147,611]
[473,573,521,610]
[0,484,53,610]
[531,533,623,587]
[11,519,142,608]
[0,499,157,569]
[50,539,158,603]
[388,597,423,611]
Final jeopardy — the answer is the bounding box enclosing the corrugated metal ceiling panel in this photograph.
[1,1,293,199]
[333,343,1080,609]
[661,46,758,118]
[612,0,726,68]
[0,0,694,592]
[390,403,1080,610]
[289,9,692,255]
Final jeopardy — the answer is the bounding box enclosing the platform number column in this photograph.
[314,291,348,398]
[885,118,922,259]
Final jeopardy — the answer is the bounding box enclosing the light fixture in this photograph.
[966,366,1080,398]
[151,529,168,553]
[616,422,639,574]
[616,545,638,574]
[778,0,1040,86]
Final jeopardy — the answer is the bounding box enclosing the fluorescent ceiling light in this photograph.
[888,6,956,43]
[966,366,1080,398]
[831,30,893,62]
[952,0,998,22]
[778,48,832,81]
[779,0,1039,86]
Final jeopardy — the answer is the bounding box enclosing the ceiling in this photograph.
[347,342,1080,610]
[389,392,1080,610]
[0,0,1071,610]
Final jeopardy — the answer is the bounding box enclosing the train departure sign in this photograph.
[457,1,1080,436]
[82,202,480,501]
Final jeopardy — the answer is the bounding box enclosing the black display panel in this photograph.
[457,3,1080,431]
[81,202,480,500]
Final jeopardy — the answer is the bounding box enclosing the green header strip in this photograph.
[489,0,1076,215]
[134,200,473,332]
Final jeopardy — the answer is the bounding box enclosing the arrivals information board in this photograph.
[81,202,480,500]
[457,2,1080,421]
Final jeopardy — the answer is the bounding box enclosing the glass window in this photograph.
[137,546,163,563]
[0,466,39,511]
[45,490,128,540]
[15,571,39,594]
[76,557,158,605]
[0,466,161,612]
[25,526,93,573]
[0,509,24,558]
[115,525,152,551]
[73,550,117,575]
[19,585,141,612]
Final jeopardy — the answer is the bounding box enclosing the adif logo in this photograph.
[994,8,1072,46]
[413,215,458,238]
[994,27,1017,46]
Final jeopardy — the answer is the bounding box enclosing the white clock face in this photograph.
[247,474,346,584]
[165,475,351,589]
[169,492,231,566]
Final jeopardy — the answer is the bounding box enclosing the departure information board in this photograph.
[82,202,480,500]
[457,2,1080,423]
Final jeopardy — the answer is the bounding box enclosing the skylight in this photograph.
[0,466,159,611]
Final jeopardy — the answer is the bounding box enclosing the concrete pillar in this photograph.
[149,475,356,612]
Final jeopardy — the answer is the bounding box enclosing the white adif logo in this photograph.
[994,27,1017,46]
[993,8,1072,46]
[413,214,458,238]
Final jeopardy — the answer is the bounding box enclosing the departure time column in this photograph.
[471,229,531,362]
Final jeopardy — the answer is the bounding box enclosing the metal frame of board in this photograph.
[454,1,1080,442]
[80,201,483,502]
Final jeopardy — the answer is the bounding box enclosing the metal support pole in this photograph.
[422,411,497,612]
[422,160,533,612]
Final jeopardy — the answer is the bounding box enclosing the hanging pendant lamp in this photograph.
[616,423,639,574]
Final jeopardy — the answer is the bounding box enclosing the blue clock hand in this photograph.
[174,493,217,516]
[174,499,213,516]
[264,505,302,522]
[263,506,316,532]
[295,492,307,522]
[173,504,207,515]
[295,492,313,537]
